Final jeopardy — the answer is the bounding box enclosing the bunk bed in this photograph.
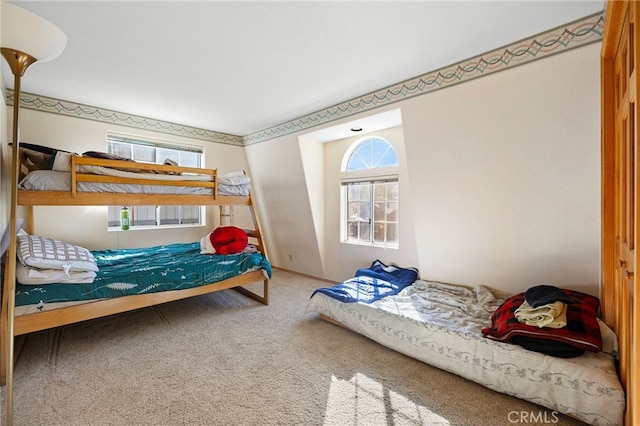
[1,148,271,385]
[305,261,625,426]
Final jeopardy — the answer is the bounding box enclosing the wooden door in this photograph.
[615,3,635,399]
[602,1,640,424]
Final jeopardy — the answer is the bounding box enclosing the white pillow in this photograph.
[50,150,73,171]
[16,262,96,284]
[17,232,98,273]
[19,170,70,191]
[598,319,619,357]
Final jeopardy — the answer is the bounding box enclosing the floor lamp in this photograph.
[1,3,66,424]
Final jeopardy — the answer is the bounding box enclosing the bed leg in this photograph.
[319,313,349,330]
[232,279,269,305]
[262,279,269,305]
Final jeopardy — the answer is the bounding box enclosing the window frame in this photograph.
[105,132,206,231]
[340,136,399,248]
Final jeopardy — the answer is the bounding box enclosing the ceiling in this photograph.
[2,1,605,138]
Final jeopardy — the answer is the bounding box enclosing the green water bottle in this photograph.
[120,206,130,230]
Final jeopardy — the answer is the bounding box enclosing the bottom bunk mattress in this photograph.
[15,242,271,315]
[305,278,625,426]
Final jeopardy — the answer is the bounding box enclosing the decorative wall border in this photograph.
[5,90,244,146]
[3,12,603,147]
[244,12,604,145]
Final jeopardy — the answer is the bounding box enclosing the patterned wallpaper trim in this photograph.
[5,90,244,146]
[244,12,604,145]
[4,12,603,147]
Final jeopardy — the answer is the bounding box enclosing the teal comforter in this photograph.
[15,242,271,308]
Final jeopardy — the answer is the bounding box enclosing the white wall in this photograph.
[298,134,326,274]
[244,134,324,277]
[4,109,251,250]
[246,42,601,295]
[403,43,600,295]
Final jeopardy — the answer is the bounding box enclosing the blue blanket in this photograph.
[311,260,418,303]
[15,242,272,308]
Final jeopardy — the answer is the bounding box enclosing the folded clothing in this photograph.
[525,284,574,307]
[514,300,567,328]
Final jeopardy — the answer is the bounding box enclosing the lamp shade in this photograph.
[1,2,66,62]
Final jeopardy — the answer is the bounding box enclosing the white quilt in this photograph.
[305,280,625,426]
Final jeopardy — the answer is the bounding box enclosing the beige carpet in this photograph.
[0,269,586,426]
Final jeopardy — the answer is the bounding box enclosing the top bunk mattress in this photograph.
[19,169,250,196]
[306,279,625,426]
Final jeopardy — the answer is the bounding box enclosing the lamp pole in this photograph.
[1,46,38,426]
[1,3,66,424]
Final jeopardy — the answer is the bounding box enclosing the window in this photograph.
[342,136,399,247]
[346,136,398,170]
[106,133,205,230]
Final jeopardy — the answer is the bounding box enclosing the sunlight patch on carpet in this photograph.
[323,373,450,425]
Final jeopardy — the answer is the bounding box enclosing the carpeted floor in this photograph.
[0,269,586,425]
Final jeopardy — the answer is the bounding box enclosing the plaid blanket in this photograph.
[482,289,602,353]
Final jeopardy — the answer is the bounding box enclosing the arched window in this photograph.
[342,137,399,247]
[346,136,398,171]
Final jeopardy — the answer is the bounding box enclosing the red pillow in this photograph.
[482,289,603,353]
[209,226,248,255]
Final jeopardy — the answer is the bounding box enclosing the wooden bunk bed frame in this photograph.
[1,153,270,385]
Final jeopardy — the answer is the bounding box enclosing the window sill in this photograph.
[107,223,206,232]
[341,240,399,250]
